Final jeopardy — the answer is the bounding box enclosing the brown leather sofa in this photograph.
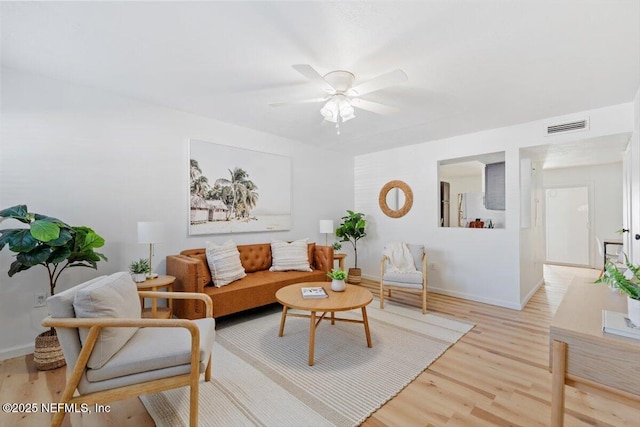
[166,243,333,319]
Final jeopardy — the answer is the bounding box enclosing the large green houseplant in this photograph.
[0,204,107,369]
[597,255,640,326]
[335,210,367,283]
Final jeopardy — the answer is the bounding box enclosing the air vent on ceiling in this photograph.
[545,118,589,136]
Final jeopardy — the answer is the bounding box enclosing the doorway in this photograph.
[545,186,590,266]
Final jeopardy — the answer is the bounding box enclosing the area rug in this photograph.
[141,300,474,427]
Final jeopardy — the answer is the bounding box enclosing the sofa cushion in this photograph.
[73,272,141,369]
[206,240,246,287]
[270,239,312,272]
[187,253,212,287]
[238,243,272,273]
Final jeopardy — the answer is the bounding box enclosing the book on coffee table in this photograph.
[602,310,640,340]
[301,286,328,298]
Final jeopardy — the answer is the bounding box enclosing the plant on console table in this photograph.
[335,210,367,284]
[596,255,640,327]
[0,204,107,370]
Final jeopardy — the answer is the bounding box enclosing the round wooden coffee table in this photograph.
[275,282,373,366]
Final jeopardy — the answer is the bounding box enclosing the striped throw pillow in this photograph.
[270,239,312,272]
[205,240,246,287]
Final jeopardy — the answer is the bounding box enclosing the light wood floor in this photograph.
[1,265,638,426]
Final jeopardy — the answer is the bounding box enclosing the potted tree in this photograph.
[0,205,107,370]
[335,210,367,284]
[129,258,150,283]
[597,255,640,326]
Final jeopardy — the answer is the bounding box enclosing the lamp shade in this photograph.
[137,221,165,244]
[319,220,334,234]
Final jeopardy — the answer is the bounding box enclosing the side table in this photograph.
[136,275,175,319]
[333,253,346,271]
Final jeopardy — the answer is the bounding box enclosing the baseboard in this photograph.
[0,343,34,362]
[362,274,522,310]
[519,278,545,309]
[428,287,522,310]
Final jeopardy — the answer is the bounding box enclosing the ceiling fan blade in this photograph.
[347,69,407,97]
[350,98,398,115]
[292,64,336,93]
[268,97,328,107]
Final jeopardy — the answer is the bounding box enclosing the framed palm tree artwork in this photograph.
[188,139,291,235]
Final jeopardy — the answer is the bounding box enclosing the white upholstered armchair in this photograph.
[43,272,215,427]
[380,243,428,314]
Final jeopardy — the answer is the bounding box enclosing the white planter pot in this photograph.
[331,279,346,292]
[628,297,640,327]
[133,273,147,283]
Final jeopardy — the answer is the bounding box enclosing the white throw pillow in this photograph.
[205,240,246,287]
[73,272,141,369]
[270,239,312,272]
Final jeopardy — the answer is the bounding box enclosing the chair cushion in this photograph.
[406,244,425,272]
[206,239,246,287]
[383,270,424,286]
[270,239,312,272]
[86,318,216,382]
[73,272,142,369]
[47,276,108,370]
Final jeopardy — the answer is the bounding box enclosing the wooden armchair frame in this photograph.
[379,252,428,314]
[42,291,213,427]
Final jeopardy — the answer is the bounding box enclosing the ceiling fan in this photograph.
[269,64,408,134]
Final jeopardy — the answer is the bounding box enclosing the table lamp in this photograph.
[137,221,165,279]
[319,219,334,246]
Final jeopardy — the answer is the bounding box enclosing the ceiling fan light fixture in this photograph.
[338,99,355,122]
[276,64,407,135]
[320,98,338,122]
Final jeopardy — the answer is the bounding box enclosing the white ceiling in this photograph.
[1,1,639,155]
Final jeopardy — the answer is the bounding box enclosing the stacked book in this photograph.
[301,287,328,298]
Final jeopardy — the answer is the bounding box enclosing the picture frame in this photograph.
[188,139,291,235]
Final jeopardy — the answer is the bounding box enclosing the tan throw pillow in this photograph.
[270,239,312,272]
[206,240,246,287]
[73,272,141,369]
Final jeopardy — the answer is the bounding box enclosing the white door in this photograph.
[623,146,632,258]
[545,187,590,265]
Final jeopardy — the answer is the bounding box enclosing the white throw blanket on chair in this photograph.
[383,242,417,274]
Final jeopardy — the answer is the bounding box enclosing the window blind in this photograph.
[484,162,505,210]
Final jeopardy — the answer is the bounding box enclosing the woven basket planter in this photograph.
[347,268,362,284]
[34,330,66,371]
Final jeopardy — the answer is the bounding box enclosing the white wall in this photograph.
[0,68,354,360]
[542,163,623,269]
[519,158,544,305]
[355,103,634,310]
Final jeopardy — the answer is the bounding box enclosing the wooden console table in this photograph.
[333,253,346,271]
[549,279,640,426]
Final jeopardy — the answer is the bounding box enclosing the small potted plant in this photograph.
[129,258,150,283]
[335,210,367,284]
[327,268,347,292]
[597,255,640,326]
[331,242,342,252]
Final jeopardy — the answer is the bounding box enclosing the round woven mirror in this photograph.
[379,180,413,218]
